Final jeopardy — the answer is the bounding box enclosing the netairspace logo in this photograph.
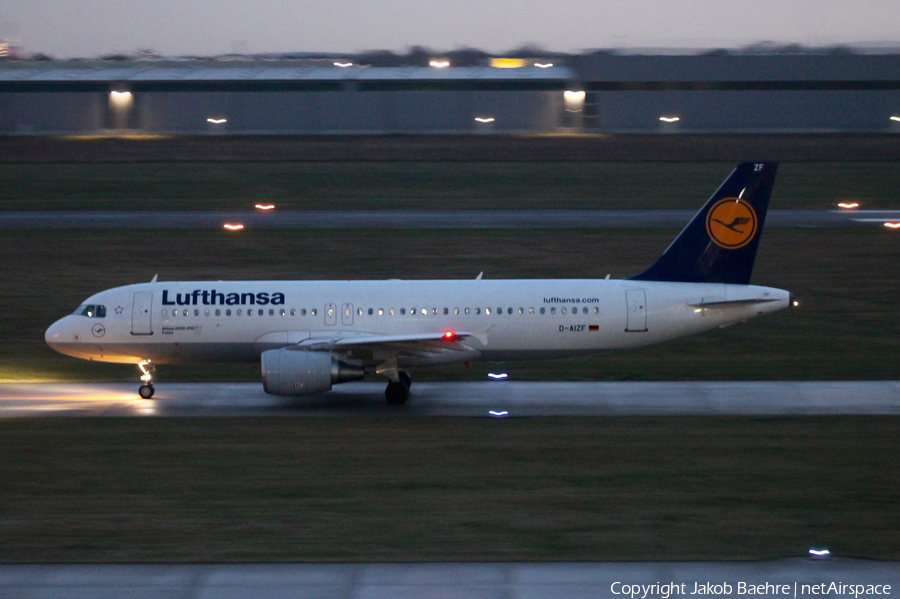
[610,582,892,599]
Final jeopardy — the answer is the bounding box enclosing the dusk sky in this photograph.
[2,0,899,58]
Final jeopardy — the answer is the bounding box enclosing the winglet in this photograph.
[630,162,778,285]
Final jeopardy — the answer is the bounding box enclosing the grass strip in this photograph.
[1,417,898,562]
[2,161,899,210]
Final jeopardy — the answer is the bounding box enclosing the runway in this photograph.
[2,209,898,229]
[1,558,898,599]
[1,381,898,417]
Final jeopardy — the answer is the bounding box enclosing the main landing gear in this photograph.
[385,370,412,405]
[138,360,155,399]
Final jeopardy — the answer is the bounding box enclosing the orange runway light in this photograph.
[223,224,244,231]
[255,204,275,210]
[837,202,859,209]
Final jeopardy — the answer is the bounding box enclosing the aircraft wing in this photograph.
[291,331,476,360]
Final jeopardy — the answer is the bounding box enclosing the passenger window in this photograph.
[432,308,437,315]
[216,309,221,316]
[507,307,512,315]
[551,307,556,314]
[475,308,481,315]
[237,309,242,316]
[400,308,406,315]
[561,307,567,315]
[226,309,232,316]
[378,308,384,315]
[486,308,491,315]
[194,309,200,316]
[496,307,502,315]
[204,309,210,316]
[357,308,363,316]
[443,308,448,315]
[268,309,273,316]
[454,308,459,315]
[311,308,317,316]
[518,308,524,315]
[464,308,470,315]
[593,307,599,315]
[280,309,285,316]
[368,308,374,315]
[529,308,534,315]
[540,307,545,314]
[290,309,296,316]
[389,308,395,316]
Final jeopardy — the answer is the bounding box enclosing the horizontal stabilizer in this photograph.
[688,298,781,309]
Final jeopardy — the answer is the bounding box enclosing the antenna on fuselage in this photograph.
[150,274,158,283]
[476,272,483,280]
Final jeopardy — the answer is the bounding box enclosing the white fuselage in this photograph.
[45,278,790,368]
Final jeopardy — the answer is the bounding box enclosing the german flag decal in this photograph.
[705,198,758,249]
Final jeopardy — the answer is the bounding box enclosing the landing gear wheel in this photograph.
[139,384,155,399]
[398,370,412,388]
[385,381,410,405]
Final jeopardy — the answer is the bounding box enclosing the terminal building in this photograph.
[0,53,898,135]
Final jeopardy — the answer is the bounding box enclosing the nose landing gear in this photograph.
[138,360,156,399]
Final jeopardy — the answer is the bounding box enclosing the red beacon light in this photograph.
[442,331,456,341]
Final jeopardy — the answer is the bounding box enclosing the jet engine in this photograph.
[261,349,364,396]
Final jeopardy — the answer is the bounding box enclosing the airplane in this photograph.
[45,162,792,405]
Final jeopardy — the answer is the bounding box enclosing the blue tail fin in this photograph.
[630,162,778,285]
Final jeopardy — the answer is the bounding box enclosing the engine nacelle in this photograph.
[261,349,364,396]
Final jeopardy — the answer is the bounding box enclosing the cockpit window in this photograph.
[74,304,106,318]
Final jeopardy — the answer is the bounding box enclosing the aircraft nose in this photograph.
[45,317,68,350]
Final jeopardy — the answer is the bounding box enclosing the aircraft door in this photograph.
[132,292,153,335]
[324,303,337,326]
[625,289,648,332]
[341,303,354,326]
